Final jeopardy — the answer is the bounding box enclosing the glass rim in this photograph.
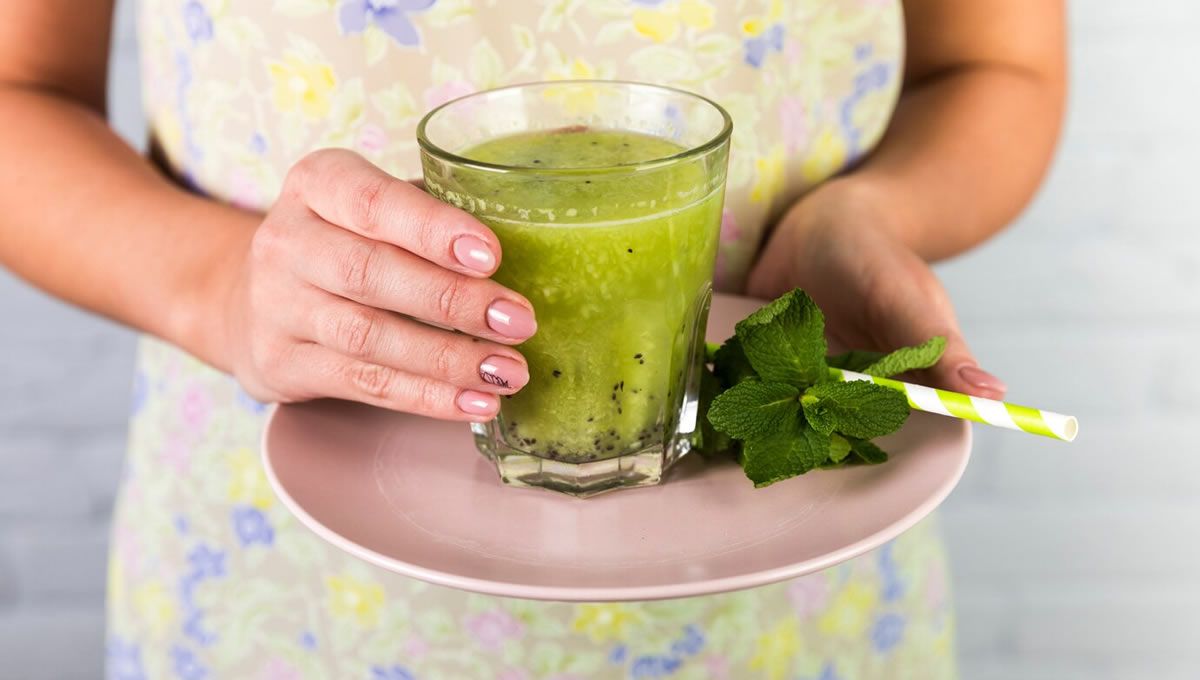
[416,79,734,176]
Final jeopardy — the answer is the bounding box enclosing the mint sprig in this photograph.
[702,289,946,488]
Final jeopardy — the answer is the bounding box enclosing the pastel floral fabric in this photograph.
[110,1,957,678]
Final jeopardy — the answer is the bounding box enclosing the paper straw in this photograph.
[829,368,1078,442]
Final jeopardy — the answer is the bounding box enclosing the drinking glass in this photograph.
[418,80,732,496]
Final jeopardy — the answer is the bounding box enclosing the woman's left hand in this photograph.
[746,179,1007,400]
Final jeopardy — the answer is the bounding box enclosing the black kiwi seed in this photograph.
[634,353,642,359]
[552,369,562,378]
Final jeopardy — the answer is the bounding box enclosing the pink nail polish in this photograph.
[486,299,537,339]
[959,365,1008,394]
[479,355,529,391]
[456,389,498,416]
[452,236,497,274]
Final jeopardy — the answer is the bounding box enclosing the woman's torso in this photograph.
[107,2,956,679]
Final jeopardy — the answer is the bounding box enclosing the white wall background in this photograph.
[1,1,1198,678]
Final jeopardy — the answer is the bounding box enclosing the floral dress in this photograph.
[107,1,956,678]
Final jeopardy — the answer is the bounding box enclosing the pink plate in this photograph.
[262,294,971,601]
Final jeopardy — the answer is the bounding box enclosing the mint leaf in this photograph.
[712,337,758,387]
[707,380,800,440]
[829,433,852,463]
[804,381,910,439]
[741,423,831,487]
[800,394,836,435]
[735,289,827,385]
[860,336,947,378]
[826,350,884,372]
[848,437,888,464]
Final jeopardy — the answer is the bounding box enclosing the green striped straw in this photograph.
[829,368,1078,442]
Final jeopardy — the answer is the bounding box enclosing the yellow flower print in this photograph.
[817,581,878,637]
[227,447,274,510]
[750,148,786,204]
[748,617,802,680]
[133,581,177,638]
[741,17,767,37]
[570,603,644,643]
[268,50,337,119]
[326,573,385,627]
[545,57,596,81]
[800,128,848,185]
[543,58,601,115]
[633,0,715,43]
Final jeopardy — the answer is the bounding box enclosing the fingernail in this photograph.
[958,365,1007,394]
[456,389,498,416]
[452,236,496,274]
[479,355,529,392]
[486,299,537,339]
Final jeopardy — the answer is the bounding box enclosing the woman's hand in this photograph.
[211,149,536,421]
[746,179,1007,400]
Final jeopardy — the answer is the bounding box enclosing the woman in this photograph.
[0,1,1064,677]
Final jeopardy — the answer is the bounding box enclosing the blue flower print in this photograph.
[248,133,268,156]
[371,666,416,680]
[631,655,682,678]
[174,514,190,535]
[871,613,906,653]
[339,0,436,47]
[669,624,705,657]
[234,383,269,413]
[300,631,318,650]
[800,663,842,680]
[171,645,208,680]
[183,1,213,43]
[186,544,227,580]
[609,644,628,664]
[232,505,275,547]
[878,542,905,602]
[744,24,785,68]
[107,637,147,680]
[182,608,218,647]
[839,60,894,159]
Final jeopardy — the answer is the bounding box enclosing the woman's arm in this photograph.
[838,0,1068,260]
[0,1,538,421]
[749,0,1066,397]
[0,0,256,367]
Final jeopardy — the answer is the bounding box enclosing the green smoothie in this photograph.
[448,128,723,463]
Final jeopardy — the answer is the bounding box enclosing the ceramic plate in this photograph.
[263,294,971,601]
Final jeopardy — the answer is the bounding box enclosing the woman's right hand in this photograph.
[215,149,536,421]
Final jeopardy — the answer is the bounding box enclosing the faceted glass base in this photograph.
[472,422,693,497]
